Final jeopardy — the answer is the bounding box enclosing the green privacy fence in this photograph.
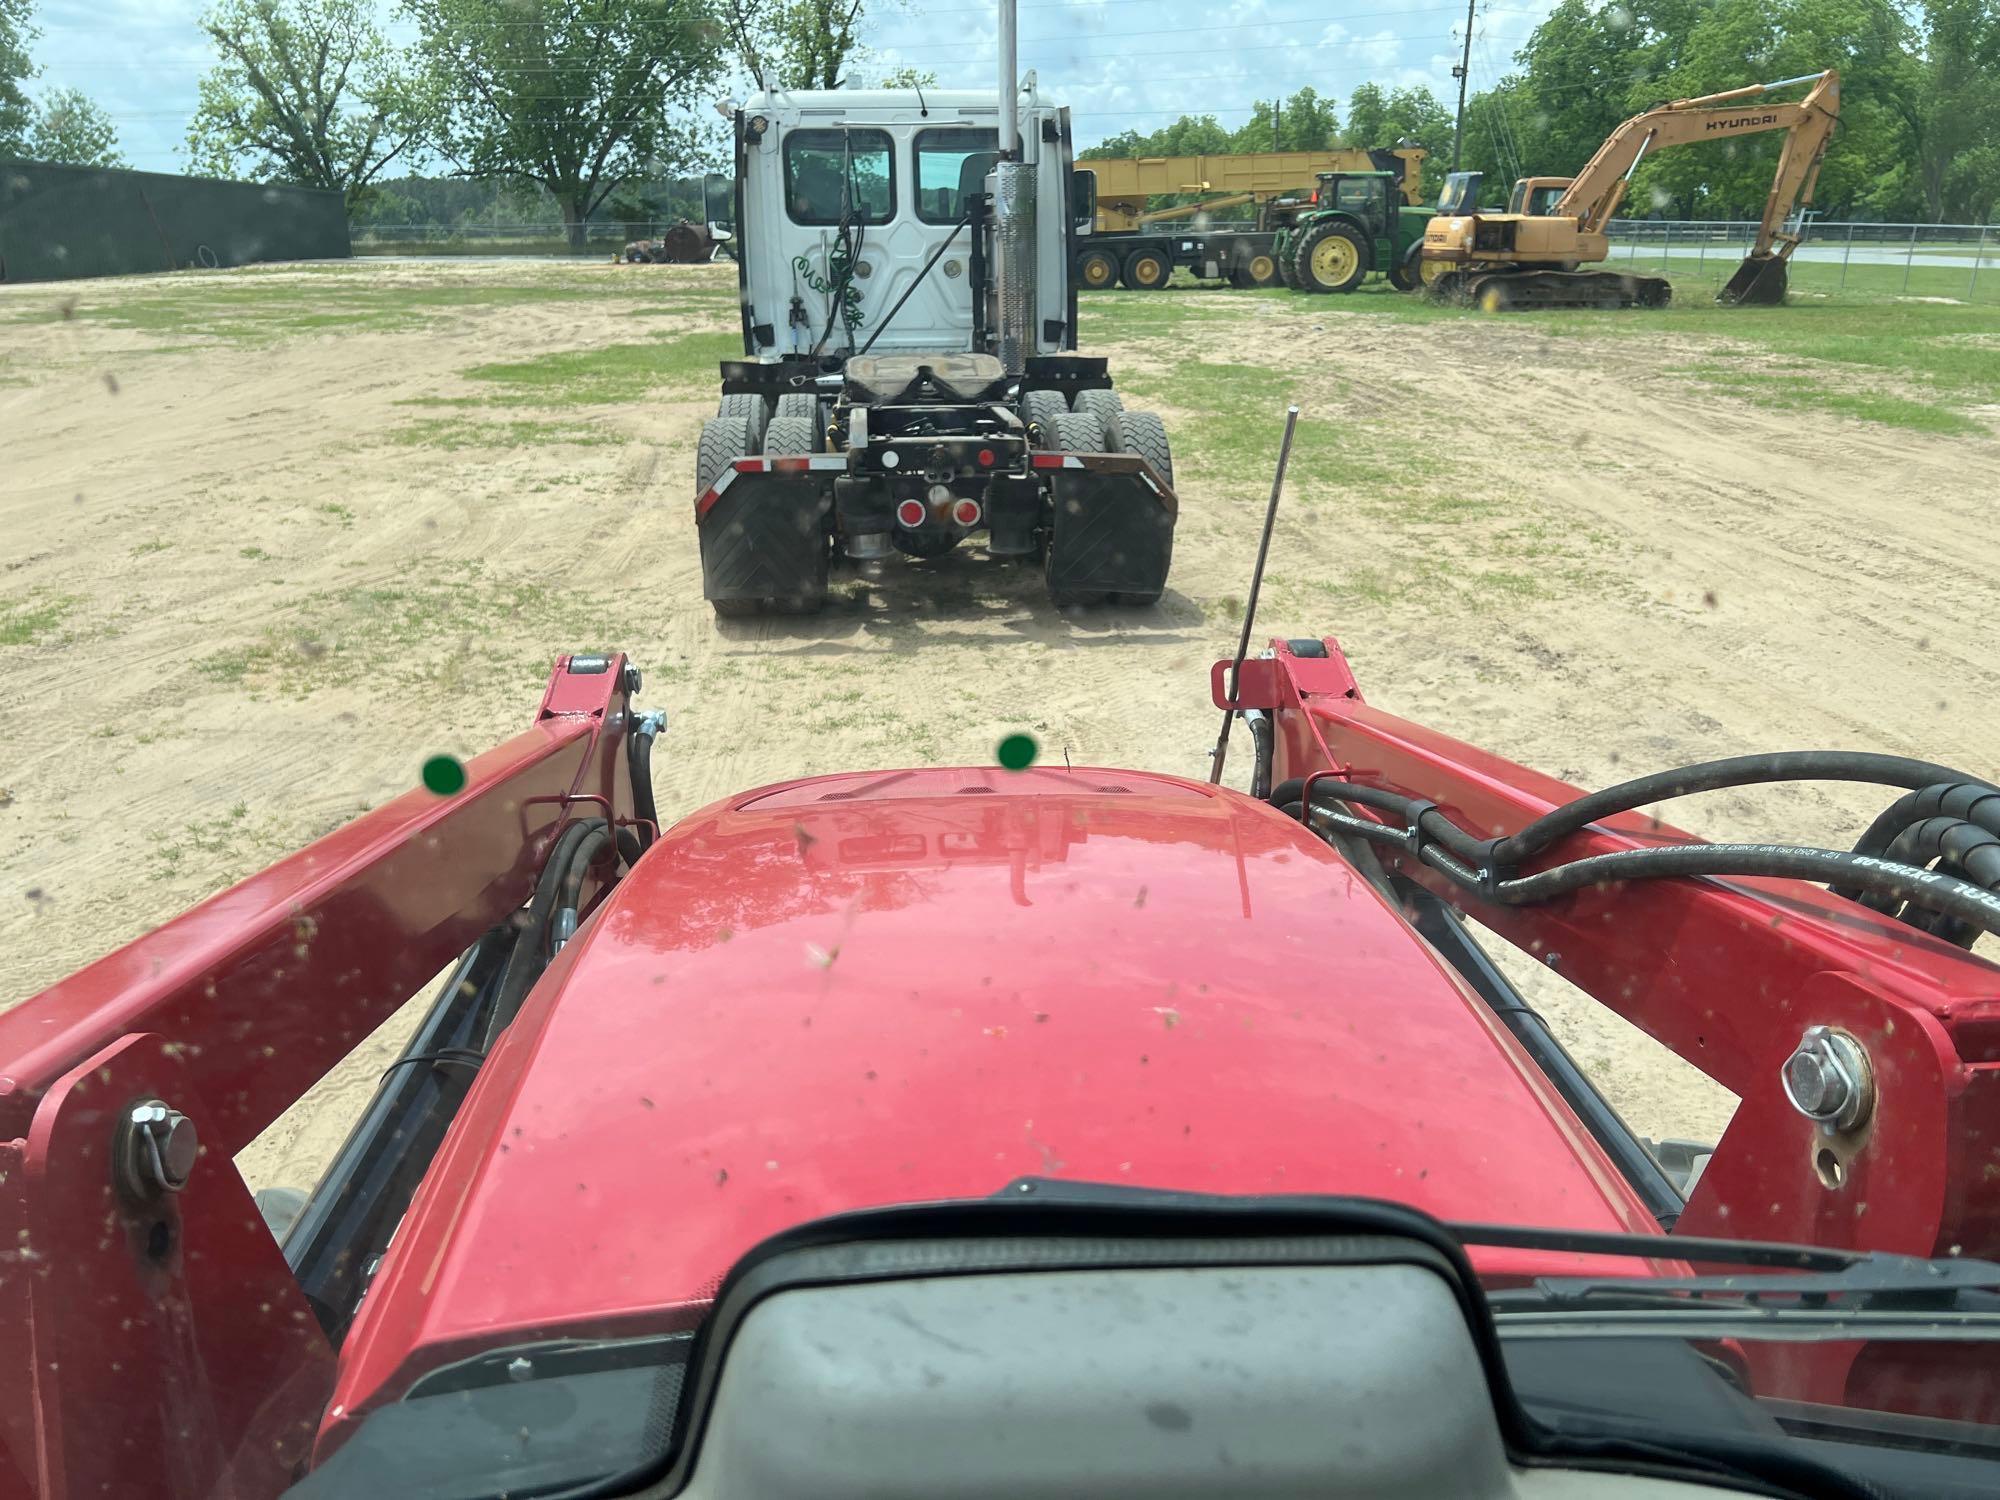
[0,160,351,284]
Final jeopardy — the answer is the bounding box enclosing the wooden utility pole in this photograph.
[1450,0,1476,171]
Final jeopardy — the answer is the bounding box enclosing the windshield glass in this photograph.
[2,2,1996,1497]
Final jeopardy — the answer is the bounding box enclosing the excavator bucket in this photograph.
[1719,253,1789,305]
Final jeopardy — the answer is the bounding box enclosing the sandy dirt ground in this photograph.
[2,259,1996,1199]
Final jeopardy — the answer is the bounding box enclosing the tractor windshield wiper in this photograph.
[1457,1219,2000,1336]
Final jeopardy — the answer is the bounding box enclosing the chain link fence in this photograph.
[1604,219,1998,304]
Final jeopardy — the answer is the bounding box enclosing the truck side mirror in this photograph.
[704,172,735,233]
[1070,167,1096,236]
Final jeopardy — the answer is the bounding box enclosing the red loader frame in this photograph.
[2,643,1996,1499]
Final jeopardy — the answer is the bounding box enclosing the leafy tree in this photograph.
[1229,86,1340,153]
[29,87,125,167]
[872,65,937,89]
[407,0,724,250]
[1343,83,1453,195]
[185,0,430,200]
[722,0,864,90]
[1,0,35,156]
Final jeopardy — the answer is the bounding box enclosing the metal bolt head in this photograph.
[1780,1026,1873,1134]
[506,1357,535,1383]
[622,662,642,695]
[118,1098,199,1200]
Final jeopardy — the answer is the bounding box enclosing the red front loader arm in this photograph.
[1221,638,2000,1418]
[0,655,642,1500]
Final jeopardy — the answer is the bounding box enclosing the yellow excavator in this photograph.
[1420,69,1840,310]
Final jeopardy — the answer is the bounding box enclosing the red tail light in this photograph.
[896,498,927,528]
[951,498,982,528]
[976,447,996,467]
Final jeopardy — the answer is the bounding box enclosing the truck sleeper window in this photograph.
[784,129,896,226]
[915,128,999,224]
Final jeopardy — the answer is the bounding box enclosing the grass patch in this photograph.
[15,268,737,347]
[461,331,739,405]
[383,416,620,450]
[193,562,640,697]
[0,592,77,645]
[131,539,171,556]
[1674,363,1982,434]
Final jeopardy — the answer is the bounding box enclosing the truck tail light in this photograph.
[951,499,982,528]
[896,498,927,529]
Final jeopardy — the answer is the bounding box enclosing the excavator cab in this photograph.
[1436,171,1482,215]
[1507,177,1571,217]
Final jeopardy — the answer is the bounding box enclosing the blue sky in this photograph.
[25,0,1561,175]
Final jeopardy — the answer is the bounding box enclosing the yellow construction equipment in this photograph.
[1419,69,1840,310]
[1087,148,1425,232]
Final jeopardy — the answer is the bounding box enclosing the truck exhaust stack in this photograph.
[991,0,1038,374]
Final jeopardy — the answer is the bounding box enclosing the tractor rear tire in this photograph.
[1022,389,1069,447]
[698,413,752,498]
[718,392,767,453]
[1389,240,1423,292]
[1293,222,1370,294]
[1121,248,1171,291]
[1073,388,1123,430]
[1076,248,1120,291]
[1050,410,1107,454]
[1107,409,1173,490]
[760,414,816,456]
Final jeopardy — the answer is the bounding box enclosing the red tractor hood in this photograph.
[327,766,1659,1433]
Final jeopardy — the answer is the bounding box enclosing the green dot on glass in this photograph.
[996,733,1038,771]
[421,754,467,796]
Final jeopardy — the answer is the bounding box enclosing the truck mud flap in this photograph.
[696,458,837,611]
[1038,452,1177,605]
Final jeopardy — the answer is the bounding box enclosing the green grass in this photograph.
[8,271,735,346]
[1671,363,1983,434]
[193,562,640,697]
[460,331,740,405]
[0,593,77,645]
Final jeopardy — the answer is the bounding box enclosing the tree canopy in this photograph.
[0,0,33,156]
[406,0,724,248]
[184,0,430,199]
[29,86,125,167]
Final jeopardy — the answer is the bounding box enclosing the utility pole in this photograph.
[1450,0,1476,171]
[1273,98,1281,152]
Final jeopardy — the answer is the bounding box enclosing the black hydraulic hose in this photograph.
[1491,752,1995,867]
[1245,712,1274,802]
[855,205,972,359]
[480,818,609,1049]
[1271,778,1491,861]
[1287,794,2000,945]
[1841,782,2000,899]
[628,714,662,850]
[1486,842,2000,940]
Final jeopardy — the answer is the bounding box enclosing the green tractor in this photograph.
[1273,171,1435,294]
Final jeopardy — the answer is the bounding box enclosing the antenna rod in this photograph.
[1210,405,1300,785]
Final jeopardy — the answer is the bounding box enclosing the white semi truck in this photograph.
[693,26,1177,616]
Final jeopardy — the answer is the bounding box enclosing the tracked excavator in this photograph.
[1420,69,1841,310]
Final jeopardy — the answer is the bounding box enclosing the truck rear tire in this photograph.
[1232,251,1280,288]
[1073,389,1123,429]
[698,413,751,498]
[1076,248,1120,290]
[1050,410,1107,454]
[718,393,767,453]
[1022,389,1069,446]
[1121,248,1171,290]
[760,414,816,456]
[1293,222,1370,294]
[1108,410,1173,490]
[774,391,819,436]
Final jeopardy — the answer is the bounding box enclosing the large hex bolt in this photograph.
[116,1098,199,1202]
[1780,1027,1874,1134]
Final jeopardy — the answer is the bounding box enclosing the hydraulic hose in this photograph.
[480,817,611,1049]
[1841,781,2000,893]
[628,710,665,851]
[1270,777,1491,861]
[1489,752,1995,867]
[1244,711,1274,802]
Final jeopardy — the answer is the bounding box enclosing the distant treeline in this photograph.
[350,175,706,232]
[1082,0,1998,225]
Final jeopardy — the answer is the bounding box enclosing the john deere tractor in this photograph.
[1274,170,1435,294]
